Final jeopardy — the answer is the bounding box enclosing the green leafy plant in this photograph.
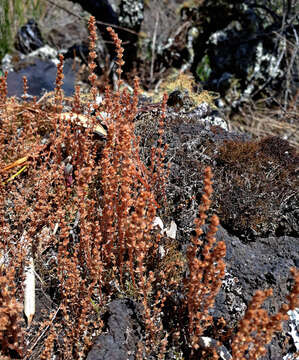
[196,54,211,82]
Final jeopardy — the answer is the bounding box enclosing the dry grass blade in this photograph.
[61,112,107,136]
[0,156,29,173]
[24,256,35,328]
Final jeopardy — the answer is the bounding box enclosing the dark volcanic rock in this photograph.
[212,225,298,359]
[213,225,298,319]
[6,58,80,98]
[70,0,144,74]
[87,299,144,360]
[186,1,299,111]
[136,100,298,241]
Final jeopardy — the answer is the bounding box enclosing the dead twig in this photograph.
[150,11,159,83]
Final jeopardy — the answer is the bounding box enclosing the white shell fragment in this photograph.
[153,216,177,239]
[153,216,164,231]
[165,220,177,239]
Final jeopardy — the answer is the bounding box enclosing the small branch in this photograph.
[150,12,159,83]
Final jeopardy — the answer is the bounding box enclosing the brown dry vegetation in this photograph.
[0,16,298,360]
[230,94,299,149]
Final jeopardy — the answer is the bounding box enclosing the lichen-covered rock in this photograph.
[136,96,298,242]
[15,19,44,54]
[187,0,299,112]
[132,98,298,358]
[118,0,144,31]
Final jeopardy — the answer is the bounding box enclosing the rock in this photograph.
[136,103,297,241]
[213,225,298,359]
[133,101,298,359]
[186,1,299,112]
[86,299,144,360]
[5,58,80,98]
[70,0,144,74]
[15,19,44,55]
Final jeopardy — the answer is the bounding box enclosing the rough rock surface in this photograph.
[136,97,298,241]
[87,299,144,360]
[214,226,298,359]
